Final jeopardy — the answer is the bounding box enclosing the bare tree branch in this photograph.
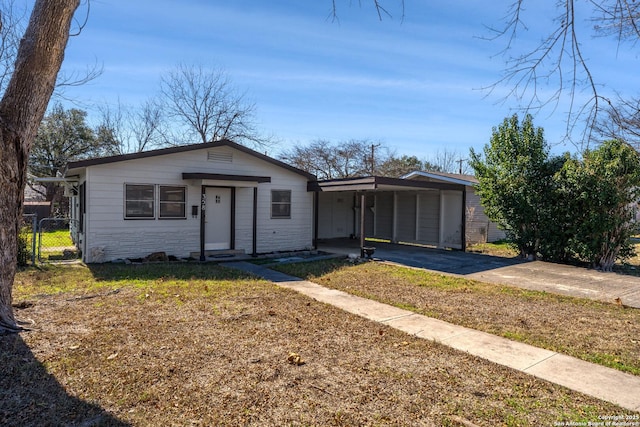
[279,139,386,179]
[0,0,27,95]
[596,95,640,151]
[486,0,614,150]
[159,63,268,148]
[330,0,404,22]
[98,99,164,154]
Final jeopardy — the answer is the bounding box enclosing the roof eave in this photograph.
[65,139,317,181]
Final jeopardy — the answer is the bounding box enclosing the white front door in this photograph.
[205,187,231,250]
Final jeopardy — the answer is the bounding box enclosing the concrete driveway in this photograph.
[318,239,640,308]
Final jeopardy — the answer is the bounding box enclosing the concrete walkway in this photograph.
[468,260,640,309]
[319,240,640,308]
[224,261,640,412]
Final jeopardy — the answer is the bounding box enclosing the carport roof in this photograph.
[308,176,464,192]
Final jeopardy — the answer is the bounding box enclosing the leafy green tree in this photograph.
[29,103,118,214]
[557,140,640,271]
[377,155,428,177]
[469,114,559,259]
[533,153,574,263]
[30,103,115,178]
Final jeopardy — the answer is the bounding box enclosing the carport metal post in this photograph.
[461,186,466,251]
[360,193,366,258]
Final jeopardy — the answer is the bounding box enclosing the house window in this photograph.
[159,186,186,219]
[125,184,155,219]
[271,190,291,219]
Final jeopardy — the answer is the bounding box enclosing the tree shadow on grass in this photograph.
[87,262,255,282]
[0,333,129,427]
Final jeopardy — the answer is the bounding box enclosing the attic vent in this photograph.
[207,151,233,163]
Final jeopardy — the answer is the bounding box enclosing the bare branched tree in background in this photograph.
[0,1,26,94]
[159,64,267,148]
[99,99,164,154]
[426,148,471,175]
[281,138,469,178]
[281,138,473,178]
[280,139,386,179]
[0,1,100,102]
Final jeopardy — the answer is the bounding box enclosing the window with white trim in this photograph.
[125,184,154,219]
[271,190,291,219]
[159,186,186,219]
[124,184,187,219]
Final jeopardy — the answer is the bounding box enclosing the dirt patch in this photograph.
[3,264,634,425]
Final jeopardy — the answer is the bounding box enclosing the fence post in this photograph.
[38,218,43,263]
[31,214,37,265]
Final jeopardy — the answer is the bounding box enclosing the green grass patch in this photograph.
[39,229,74,247]
[467,240,519,257]
[13,262,262,302]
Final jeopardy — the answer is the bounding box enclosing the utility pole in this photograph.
[370,143,381,175]
[457,158,467,175]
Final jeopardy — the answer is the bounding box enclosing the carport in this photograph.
[309,176,467,251]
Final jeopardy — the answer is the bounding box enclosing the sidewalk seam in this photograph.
[521,352,559,372]
[379,313,416,323]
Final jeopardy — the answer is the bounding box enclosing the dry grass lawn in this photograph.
[276,260,640,376]
[2,263,635,426]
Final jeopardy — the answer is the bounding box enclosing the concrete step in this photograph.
[190,249,249,261]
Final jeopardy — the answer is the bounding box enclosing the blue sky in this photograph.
[55,0,640,160]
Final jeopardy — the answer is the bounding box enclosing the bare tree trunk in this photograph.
[0,0,80,334]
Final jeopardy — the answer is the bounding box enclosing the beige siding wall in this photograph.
[417,191,439,245]
[396,192,417,242]
[375,192,394,240]
[318,192,355,238]
[441,190,463,248]
[465,186,506,244]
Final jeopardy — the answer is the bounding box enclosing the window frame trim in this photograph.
[158,185,187,220]
[124,183,156,220]
[270,189,292,219]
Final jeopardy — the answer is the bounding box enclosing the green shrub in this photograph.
[17,228,32,267]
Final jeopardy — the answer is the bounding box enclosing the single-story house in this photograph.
[60,140,504,263]
[63,140,316,263]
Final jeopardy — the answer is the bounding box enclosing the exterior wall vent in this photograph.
[208,151,233,163]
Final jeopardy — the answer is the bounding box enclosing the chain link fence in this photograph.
[18,214,37,266]
[19,215,80,265]
[37,217,80,262]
